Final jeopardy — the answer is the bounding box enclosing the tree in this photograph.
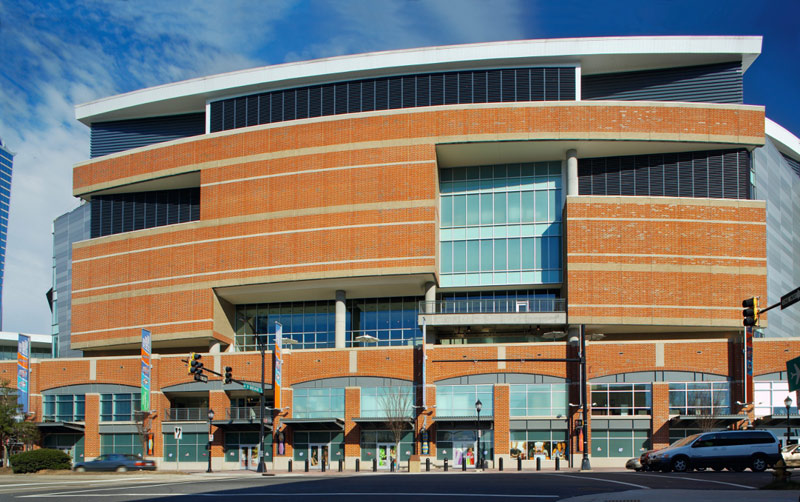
[379,388,413,470]
[0,380,40,467]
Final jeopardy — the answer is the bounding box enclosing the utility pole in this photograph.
[580,325,591,472]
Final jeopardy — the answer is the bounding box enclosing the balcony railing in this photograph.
[227,407,265,421]
[420,298,565,315]
[164,407,209,422]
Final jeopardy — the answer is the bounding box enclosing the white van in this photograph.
[644,430,781,472]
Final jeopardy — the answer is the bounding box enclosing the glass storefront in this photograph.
[360,430,414,466]
[436,430,494,468]
[509,430,567,460]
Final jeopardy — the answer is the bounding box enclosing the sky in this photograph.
[0,0,798,335]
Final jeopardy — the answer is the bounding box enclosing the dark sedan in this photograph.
[73,454,156,472]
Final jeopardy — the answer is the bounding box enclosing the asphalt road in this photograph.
[0,470,791,502]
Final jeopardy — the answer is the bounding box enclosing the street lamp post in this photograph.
[475,399,482,469]
[579,325,591,471]
[206,408,215,473]
[785,395,793,446]
[258,333,267,473]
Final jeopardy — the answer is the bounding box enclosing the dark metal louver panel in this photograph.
[582,62,743,104]
[781,153,800,178]
[578,149,750,200]
[208,66,577,133]
[90,187,200,238]
[90,113,205,158]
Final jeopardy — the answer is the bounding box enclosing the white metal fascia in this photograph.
[75,36,762,125]
[765,118,800,161]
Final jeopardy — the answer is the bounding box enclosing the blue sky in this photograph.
[0,0,798,335]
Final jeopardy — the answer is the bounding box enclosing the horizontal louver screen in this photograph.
[782,153,800,178]
[90,113,205,158]
[90,188,200,238]
[577,149,751,200]
[209,67,576,133]
[582,62,742,104]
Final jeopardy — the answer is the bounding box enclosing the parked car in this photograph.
[73,454,156,472]
[646,430,781,473]
[782,443,800,467]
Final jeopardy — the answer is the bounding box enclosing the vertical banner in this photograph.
[17,334,30,414]
[421,317,427,410]
[141,329,152,412]
[273,322,283,410]
[745,326,754,404]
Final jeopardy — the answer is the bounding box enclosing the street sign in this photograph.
[209,433,214,442]
[241,382,263,394]
[782,286,800,310]
[174,427,183,440]
[787,356,800,392]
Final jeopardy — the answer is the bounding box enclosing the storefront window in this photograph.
[592,430,650,458]
[590,383,651,416]
[360,387,414,418]
[668,382,730,415]
[509,430,567,460]
[436,385,493,416]
[509,383,568,417]
[100,393,141,421]
[436,430,494,465]
[43,394,85,422]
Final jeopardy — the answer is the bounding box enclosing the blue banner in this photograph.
[17,334,30,414]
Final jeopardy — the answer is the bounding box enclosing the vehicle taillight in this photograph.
[135,461,146,466]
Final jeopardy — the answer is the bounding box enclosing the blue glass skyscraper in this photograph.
[0,138,12,330]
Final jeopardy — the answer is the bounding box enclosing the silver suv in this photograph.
[645,430,780,472]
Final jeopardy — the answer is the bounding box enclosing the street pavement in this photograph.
[0,468,797,501]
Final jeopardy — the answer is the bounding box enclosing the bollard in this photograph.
[321,458,326,472]
[499,457,503,471]
[536,457,541,471]
[555,457,560,471]
[373,458,377,472]
[305,459,309,472]
[356,458,360,472]
[391,459,395,472]
[444,459,448,471]
[339,459,343,472]
[408,458,411,473]
[288,459,292,473]
[517,456,522,471]
[462,459,466,471]
[426,457,431,472]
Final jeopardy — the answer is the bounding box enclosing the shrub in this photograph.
[10,449,72,473]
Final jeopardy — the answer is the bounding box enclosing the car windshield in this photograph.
[669,434,700,448]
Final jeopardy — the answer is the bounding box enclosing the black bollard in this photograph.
[305,459,309,472]
[444,459,448,472]
[339,459,343,472]
[462,458,466,471]
[536,457,541,471]
[391,459,395,472]
[356,458,360,472]
[517,456,522,471]
[288,459,292,472]
[321,458,326,472]
[499,457,503,471]
[373,458,377,472]
[426,457,430,472]
[555,457,560,471]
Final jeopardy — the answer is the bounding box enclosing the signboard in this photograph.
[787,355,800,392]
[141,329,152,412]
[421,430,429,455]
[241,382,263,394]
[174,427,183,440]
[745,326,754,404]
[782,286,800,310]
[17,334,30,414]
[274,322,283,410]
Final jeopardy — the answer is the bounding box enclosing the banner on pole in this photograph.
[274,322,283,410]
[745,326,754,404]
[141,329,152,412]
[17,334,30,414]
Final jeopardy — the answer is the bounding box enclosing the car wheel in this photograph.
[116,466,128,473]
[751,455,767,473]
[74,466,86,473]
[671,457,689,473]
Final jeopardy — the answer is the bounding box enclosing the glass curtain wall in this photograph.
[436,385,493,416]
[668,382,730,415]
[590,384,651,416]
[509,384,568,416]
[440,162,562,287]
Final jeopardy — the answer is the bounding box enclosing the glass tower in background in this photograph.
[0,139,13,330]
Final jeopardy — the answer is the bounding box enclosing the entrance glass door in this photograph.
[453,441,476,468]
[239,445,259,470]
[377,443,395,469]
[309,444,329,470]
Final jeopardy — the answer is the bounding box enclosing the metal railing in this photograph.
[164,407,209,422]
[419,298,565,315]
[227,407,264,421]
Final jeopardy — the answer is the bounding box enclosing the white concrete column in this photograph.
[566,149,579,197]
[335,290,346,348]
[424,282,436,313]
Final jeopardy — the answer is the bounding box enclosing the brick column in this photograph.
[153,392,171,457]
[279,388,293,458]
[209,390,229,465]
[652,382,671,450]
[425,385,436,457]
[494,384,510,458]
[344,387,360,460]
[84,394,100,458]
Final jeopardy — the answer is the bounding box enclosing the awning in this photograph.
[37,422,85,433]
[669,414,747,428]
[753,414,800,427]
[433,415,493,429]
[281,418,344,431]
[353,417,414,430]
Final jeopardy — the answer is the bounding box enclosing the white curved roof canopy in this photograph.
[75,36,762,125]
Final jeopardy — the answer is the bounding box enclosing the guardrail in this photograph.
[227,407,263,421]
[164,407,209,422]
[419,299,565,315]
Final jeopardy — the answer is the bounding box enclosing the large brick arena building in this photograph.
[6,36,800,470]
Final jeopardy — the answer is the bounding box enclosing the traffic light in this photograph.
[742,297,760,327]
[224,366,233,384]
[186,352,196,375]
[190,353,204,381]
